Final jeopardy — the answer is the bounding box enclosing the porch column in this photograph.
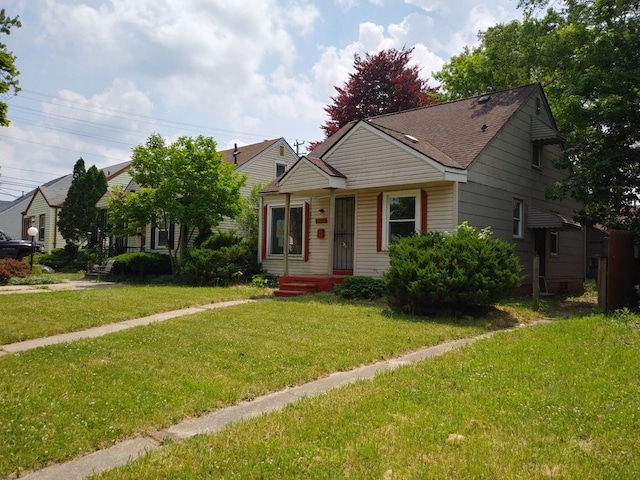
[327,188,336,276]
[284,193,290,276]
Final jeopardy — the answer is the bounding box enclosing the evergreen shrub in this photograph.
[180,244,261,286]
[334,276,384,299]
[110,252,172,276]
[37,244,92,272]
[384,222,522,314]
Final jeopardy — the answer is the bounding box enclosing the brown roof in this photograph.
[314,83,542,170]
[219,138,282,168]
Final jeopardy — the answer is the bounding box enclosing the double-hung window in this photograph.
[512,199,523,238]
[268,204,304,256]
[156,218,169,248]
[383,190,421,249]
[38,214,45,241]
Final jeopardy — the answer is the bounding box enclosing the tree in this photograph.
[322,47,438,137]
[108,134,247,274]
[57,158,108,246]
[0,9,21,127]
[236,182,265,252]
[434,1,640,236]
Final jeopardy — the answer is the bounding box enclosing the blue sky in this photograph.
[0,0,523,201]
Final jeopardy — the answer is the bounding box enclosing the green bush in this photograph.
[0,258,30,284]
[384,222,522,315]
[180,243,261,286]
[110,252,172,276]
[37,244,93,272]
[334,276,384,300]
[199,231,243,251]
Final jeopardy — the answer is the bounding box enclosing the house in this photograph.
[104,138,298,255]
[0,175,70,241]
[23,161,131,252]
[259,84,585,296]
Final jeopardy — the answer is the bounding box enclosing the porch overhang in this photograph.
[528,206,581,230]
[278,156,348,195]
[531,118,565,145]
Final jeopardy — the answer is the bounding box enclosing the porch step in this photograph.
[274,275,348,297]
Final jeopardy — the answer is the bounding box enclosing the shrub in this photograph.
[199,231,243,251]
[37,244,93,272]
[180,243,261,286]
[384,222,522,315]
[334,276,384,300]
[251,273,279,288]
[0,258,31,284]
[110,252,172,276]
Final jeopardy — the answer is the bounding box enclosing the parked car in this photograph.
[0,230,44,259]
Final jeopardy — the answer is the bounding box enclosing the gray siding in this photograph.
[459,94,584,286]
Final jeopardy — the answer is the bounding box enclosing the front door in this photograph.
[333,196,355,273]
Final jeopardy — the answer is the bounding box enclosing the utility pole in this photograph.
[294,140,306,156]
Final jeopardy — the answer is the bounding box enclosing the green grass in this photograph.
[95,314,640,479]
[0,285,269,344]
[0,294,498,478]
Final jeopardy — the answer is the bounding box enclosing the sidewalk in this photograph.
[0,278,123,295]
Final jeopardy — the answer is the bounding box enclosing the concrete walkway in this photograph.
[0,278,123,295]
[0,298,256,357]
[2,283,542,479]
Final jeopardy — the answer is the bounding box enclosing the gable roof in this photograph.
[36,186,68,208]
[219,138,282,168]
[313,83,551,170]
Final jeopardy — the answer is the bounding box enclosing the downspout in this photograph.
[284,193,290,276]
[327,189,336,275]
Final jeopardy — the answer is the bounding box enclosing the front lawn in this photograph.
[0,284,269,345]
[96,313,640,479]
[0,294,504,478]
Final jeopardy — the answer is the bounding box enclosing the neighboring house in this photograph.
[0,175,70,240]
[24,161,131,252]
[260,83,585,295]
[104,138,298,255]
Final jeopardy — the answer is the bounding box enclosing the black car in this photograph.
[0,230,45,259]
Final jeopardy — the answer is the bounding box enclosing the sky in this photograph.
[0,0,524,202]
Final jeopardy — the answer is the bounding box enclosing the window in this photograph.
[512,199,523,238]
[532,141,542,168]
[279,145,285,156]
[268,205,304,256]
[156,219,169,248]
[38,214,45,241]
[383,190,421,249]
[549,231,559,256]
[275,162,287,178]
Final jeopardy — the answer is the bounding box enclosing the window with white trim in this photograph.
[383,190,420,249]
[38,214,45,241]
[275,162,287,178]
[549,230,559,256]
[268,204,304,256]
[512,199,523,238]
[156,218,169,248]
